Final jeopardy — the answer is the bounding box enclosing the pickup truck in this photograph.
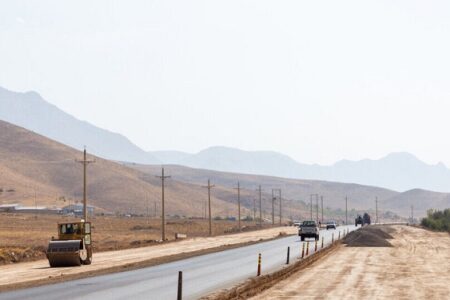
[298,220,320,241]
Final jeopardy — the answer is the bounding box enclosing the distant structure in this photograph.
[61,203,95,216]
[0,203,61,214]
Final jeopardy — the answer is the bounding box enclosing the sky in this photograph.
[1,0,450,166]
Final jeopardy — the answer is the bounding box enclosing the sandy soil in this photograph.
[0,225,295,290]
[250,225,450,300]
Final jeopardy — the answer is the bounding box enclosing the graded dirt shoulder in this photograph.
[0,226,296,292]
[249,225,450,299]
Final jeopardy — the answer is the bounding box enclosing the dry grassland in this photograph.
[0,213,266,264]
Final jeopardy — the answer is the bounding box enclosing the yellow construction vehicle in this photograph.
[46,221,92,267]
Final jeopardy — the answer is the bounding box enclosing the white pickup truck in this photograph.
[298,220,320,241]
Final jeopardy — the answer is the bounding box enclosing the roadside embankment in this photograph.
[247,225,450,299]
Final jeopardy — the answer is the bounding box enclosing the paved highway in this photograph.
[0,225,357,300]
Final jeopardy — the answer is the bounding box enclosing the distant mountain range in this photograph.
[2,85,450,193]
[0,86,159,164]
[156,147,450,193]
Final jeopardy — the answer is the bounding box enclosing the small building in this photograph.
[0,203,61,214]
[0,203,20,212]
[62,203,95,216]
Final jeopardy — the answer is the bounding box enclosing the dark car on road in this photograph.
[298,220,320,241]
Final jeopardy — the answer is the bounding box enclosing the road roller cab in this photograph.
[46,221,92,267]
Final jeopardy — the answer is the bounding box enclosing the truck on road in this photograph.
[298,220,320,241]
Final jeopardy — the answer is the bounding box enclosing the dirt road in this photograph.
[251,226,450,299]
[0,226,295,290]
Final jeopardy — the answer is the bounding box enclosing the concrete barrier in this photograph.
[175,233,187,239]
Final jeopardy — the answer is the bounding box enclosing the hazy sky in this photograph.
[1,0,450,165]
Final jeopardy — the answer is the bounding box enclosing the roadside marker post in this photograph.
[257,253,262,276]
[321,236,324,249]
[177,271,182,300]
[314,239,318,252]
[306,241,309,256]
[332,233,334,243]
[301,242,305,259]
[339,231,341,240]
[286,246,290,264]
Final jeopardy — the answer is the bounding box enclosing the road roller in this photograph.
[46,221,92,267]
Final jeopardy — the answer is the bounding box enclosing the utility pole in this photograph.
[146,194,149,225]
[375,197,378,224]
[156,167,170,241]
[234,182,241,232]
[345,196,348,225]
[76,148,95,222]
[309,194,318,221]
[316,194,319,224]
[321,196,324,223]
[271,189,282,225]
[253,197,256,223]
[271,189,275,226]
[202,179,215,236]
[257,185,262,227]
[34,187,37,218]
[279,189,282,225]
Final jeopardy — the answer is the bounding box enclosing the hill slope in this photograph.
[0,120,238,216]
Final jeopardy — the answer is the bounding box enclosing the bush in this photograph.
[421,209,450,232]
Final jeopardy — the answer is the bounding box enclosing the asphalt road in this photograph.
[0,225,357,300]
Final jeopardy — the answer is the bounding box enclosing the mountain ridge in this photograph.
[2,85,450,193]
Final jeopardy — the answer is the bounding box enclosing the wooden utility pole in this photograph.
[234,182,241,232]
[76,148,95,222]
[375,197,378,224]
[279,189,282,225]
[156,168,170,241]
[253,197,256,223]
[271,189,275,226]
[202,179,215,236]
[257,185,262,227]
[345,196,348,225]
[316,194,319,224]
[321,196,324,223]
